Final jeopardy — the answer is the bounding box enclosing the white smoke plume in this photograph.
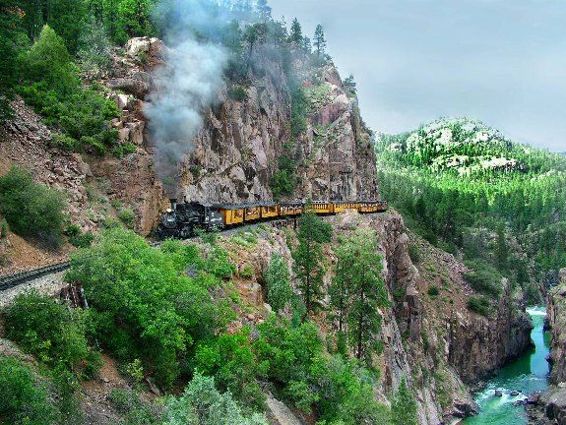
[145,0,229,195]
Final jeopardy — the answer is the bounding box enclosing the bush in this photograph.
[66,228,221,388]
[164,373,268,425]
[392,378,418,425]
[3,291,101,378]
[0,218,8,238]
[467,295,491,316]
[427,286,440,297]
[239,263,255,279]
[118,208,136,229]
[194,331,267,410]
[0,356,57,425]
[464,259,502,296]
[408,244,420,264]
[109,389,162,425]
[265,254,293,313]
[270,150,297,200]
[0,166,66,246]
[65,224,94,248]
[19,26,120,155]
[228,85,248,102]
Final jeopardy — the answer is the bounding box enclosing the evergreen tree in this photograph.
[292,204,332,319]
[338,229,388,364]
[391,378,418,425]
[313,24,326,57]
[289,18,303,44]
[0,2,27,120]
[265,254,293,313]
[256,0,271,21]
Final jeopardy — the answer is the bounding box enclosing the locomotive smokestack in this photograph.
[170,199,177,211]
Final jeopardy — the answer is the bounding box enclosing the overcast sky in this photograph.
[268,0,566,152]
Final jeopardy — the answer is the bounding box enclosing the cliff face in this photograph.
[547,268,566,384]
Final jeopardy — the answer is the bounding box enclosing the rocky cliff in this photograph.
[102,36,379,206]
[547,269,566,384]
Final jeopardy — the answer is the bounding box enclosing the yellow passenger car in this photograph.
[312,202,334,215]
[245,206,261,222]
[280,204,303,217]
[261,205,279,219]
[222,208,245,226]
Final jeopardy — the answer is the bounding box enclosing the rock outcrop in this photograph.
[548,269,566,384]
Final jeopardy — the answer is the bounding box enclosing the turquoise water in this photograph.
[463,306,550,425]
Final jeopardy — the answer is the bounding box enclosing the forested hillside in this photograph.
[377,117,566,307]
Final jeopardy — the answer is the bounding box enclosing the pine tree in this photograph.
[289,18,303,44]
[292,204,332,319]
[337,229,388,364]
[392,378,418,425]
[313,24,326,57]
[256,0,271,21]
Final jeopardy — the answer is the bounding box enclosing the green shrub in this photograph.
[239,263,255,279]
[0,356,57,425]
[205,245,236,280]
[194,331,267,410]
[464,259,502,296]
[118,208,136,229]
[408,244,420,264]
[19,26,120,155]
[467,295,491,316]
[109,388,162,425]
[112,143,137,158]
[228,85,248,102]
[265,254,293,313]
[427,286,440,297]
[270,149,297,200]
[0,166,65,246]
[65,224,94,248]
[0,217,8,238]
[392,378,418,425]
[164,373,268,425]
[3,291,101,378]
[66,228,220,388]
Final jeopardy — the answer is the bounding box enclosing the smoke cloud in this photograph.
[145,0,229,195]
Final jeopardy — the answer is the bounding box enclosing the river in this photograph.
[463,306,550,425]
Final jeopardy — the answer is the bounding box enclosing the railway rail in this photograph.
[0,209,387,293]
[0,261,71,292]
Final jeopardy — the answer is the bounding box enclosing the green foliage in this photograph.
[66,228,221,388]
[467,295,491,316]
[0,166,66,246]
[109,388,162,425]
[194,331,267,410]
[0,217,8,238]
[427,286,440,297]
[65,224,94,248]
[0,356,57,425]
[290,85,308,138]
[293,206,332,318]
[239,263,255,279]
[331,229,389,365]
[391,378,418,425]
[77,16,112,73]
[254,316,391,424]
[19,26,120,155]
[3,292,101,378]
[270,150,298,200]
[164,373,268,425]
[265,254,293,313]
[229,85,248,102]
[117,207,136,229]
[0,1,28,120]
[408,243,421,264]
[464,259,503,296]
[377,117,566,291]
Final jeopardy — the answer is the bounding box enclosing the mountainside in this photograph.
[377,117,566,303]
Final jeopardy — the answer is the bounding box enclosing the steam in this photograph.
[145,0,228,195]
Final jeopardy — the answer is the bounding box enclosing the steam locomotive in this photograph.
[157,199,388,239]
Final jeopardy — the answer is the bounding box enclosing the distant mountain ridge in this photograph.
[378,117,566,177]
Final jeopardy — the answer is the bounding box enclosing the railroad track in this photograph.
[0,212,382,292]
[0,261,71,292]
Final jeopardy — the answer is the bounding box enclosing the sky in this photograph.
[268,0,566,152]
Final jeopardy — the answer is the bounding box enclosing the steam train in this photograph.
[157,199,388,239]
